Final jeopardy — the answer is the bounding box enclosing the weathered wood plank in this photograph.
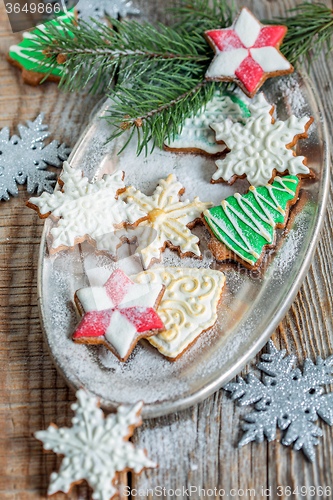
[131,1,333,499]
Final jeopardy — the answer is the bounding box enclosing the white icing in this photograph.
[120,174,213,269]
[211,93,311,186]
[105,310,137,359]
[208,49,248,78]
[131,267,226,358]
[77,286,113,312]
[164,93,248,154]
[120,282,162,308]
[251,47,291,72]
[234,8,261,48]
[35,389,156,499]
[28,161,146,252]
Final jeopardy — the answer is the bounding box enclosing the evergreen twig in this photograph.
[30,1,333,155]
[264,2,333,66]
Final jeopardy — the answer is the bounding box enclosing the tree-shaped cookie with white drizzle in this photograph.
[202,175,301,270]
[210,93,314,187]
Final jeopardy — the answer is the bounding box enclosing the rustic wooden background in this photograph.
[0,0,332,499]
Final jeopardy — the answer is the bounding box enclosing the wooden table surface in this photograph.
[0,1,333,499]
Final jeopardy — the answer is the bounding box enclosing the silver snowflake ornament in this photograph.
[75,0,140,27]
[35,389,157,500]
[0,113,70,201]
[225,340,333,461]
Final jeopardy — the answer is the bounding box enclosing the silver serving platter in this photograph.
[37,70,330,418]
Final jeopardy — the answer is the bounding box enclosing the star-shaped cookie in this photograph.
[73,269,165,361]
[205,7,293,98]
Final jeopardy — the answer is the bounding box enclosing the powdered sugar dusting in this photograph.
[40,73,325,414]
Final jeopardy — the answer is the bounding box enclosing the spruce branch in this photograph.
[264,2,333,66]
[29,0,333,156]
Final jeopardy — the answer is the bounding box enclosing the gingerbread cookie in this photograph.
[120,174,213,269]
[35,389,157,499]
[210,93,314,187]
[202,175,300,270]
[164,92,250,156]
[27,161,146,254]
[7,9,76,86]
[73,269,165,361]
[132,267,226,360]
[205,7,293,98]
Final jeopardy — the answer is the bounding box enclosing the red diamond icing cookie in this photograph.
[205,7,293,98]
[73,269,165,362]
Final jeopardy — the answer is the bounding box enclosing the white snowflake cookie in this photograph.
[27,161,147,254]
[35,389,157,500]
[210,93,314,187]
[119,174,213,269]
[132,267,226,359]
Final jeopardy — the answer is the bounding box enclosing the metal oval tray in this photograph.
[37,70,330,418]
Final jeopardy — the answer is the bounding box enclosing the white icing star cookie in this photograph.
[131,267,226,359]
[164,92,250,156]
[27,161,146,254]
[35,389,157,500]
[210,93,314,187]
[120,174,213,269]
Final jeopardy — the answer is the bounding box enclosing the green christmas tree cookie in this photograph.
[7,9,75,86]
[202,175,300,269]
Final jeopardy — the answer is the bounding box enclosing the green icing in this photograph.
[8,9,75,77]
[225,92,251,118]
[204,175,299,266]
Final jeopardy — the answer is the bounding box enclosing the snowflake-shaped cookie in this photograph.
[35,389,156,499]
[225,340,333,462]
[210,93,314,187]
[27,161,146,254]
[0,113,70,201]
[205,7,293,97]
[120,174,213,269]
[164,92,250,156]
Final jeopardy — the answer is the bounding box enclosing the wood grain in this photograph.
[0,1,332,499]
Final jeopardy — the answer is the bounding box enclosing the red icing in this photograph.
[253,26,287,48]
[206,29,244,51]
[74,310,114,338]
[73,270,164,345]
[235,56,263,92]
[103,269,133,306]
[120,307,164,332]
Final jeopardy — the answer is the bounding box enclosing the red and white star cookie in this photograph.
[73,269,165,362]
[205,7,293,98]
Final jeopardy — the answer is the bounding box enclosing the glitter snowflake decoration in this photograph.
[0,113,70,201]
[120,174,213,269]
[44,0,139,27]
[27,161,146,254]
[35,389,156,500]
[225,340,333,462]
[210,93,313,187]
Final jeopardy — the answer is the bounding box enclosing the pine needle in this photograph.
[30,0,333,155]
